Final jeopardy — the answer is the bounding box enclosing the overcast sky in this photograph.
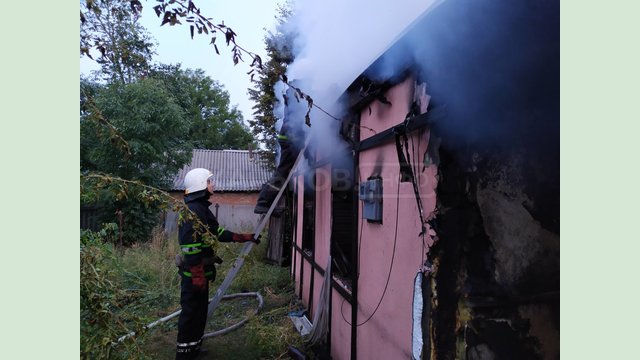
[80,0,282,123]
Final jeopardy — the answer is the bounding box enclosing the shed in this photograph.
[164,149,272,234]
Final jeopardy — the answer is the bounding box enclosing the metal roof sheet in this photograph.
[172,149,271,192]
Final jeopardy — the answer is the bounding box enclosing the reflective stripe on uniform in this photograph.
[181,243,202,254]
[181,248,201,255]
[277,134,288,140]
[176,339,202,353]
[216,227,225,237]
[177,339,201,347]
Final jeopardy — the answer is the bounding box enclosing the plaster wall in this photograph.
[355,77,438,359]
[291,77,439,359]
[331,288,352,360]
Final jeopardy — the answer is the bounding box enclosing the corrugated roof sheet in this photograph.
[172,149,272,192]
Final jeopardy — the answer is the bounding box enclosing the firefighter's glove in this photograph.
[233,233,261,245]
[190,263,207,292]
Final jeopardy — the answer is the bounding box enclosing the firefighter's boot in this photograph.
[254,183,280,214]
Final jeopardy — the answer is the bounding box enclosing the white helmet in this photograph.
[184,168,213,194]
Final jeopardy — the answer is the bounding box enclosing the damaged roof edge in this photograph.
[337,0,445,112]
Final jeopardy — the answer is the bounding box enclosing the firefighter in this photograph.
[254,84,309,214]
[175,168,259,359]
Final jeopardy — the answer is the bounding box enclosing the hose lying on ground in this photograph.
[114,291,264,344]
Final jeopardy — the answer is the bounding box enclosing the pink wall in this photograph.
[331,288,352,360]
[302,261,313,313]
[310,161,333,320]
[293,247,301,296]
[291,76,438,359]
[314,165,332,269]
[356,76,438,358]
[293,176,304,297]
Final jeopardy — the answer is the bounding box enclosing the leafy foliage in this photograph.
[81,173,220,248]
[81,77,193,244]
[149,0,262,70]
[149,64,255,150]
[81,0,156,84]
[80,224,147,359]
[247,3,296,167]
[81,78,190,187]
[81,65,255,243]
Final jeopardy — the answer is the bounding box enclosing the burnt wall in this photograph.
[429,142,559,360]
[410,1,560,357]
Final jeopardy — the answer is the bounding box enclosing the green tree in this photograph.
[149,64,254,149]
[82,79,190,186]
[247,3,296,166]
[81,78,191,244]
[81,0,155,84]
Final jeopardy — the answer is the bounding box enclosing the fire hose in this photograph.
[114,292,263,344]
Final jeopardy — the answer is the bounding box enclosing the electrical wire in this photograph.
[340,174,401,327]
[411,128,430,260]
[410,130,426,266]
[283,81,377,134]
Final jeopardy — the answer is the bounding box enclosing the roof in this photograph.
[172,149,272,192]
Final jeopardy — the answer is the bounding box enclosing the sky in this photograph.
[80,0,283,123]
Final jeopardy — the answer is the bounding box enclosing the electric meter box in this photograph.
[359,178,383,222]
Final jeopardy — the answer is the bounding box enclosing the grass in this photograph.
[105,227,309,359]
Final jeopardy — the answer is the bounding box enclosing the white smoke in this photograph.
[273,80,286,133]
[286,0,440,103]
[272,0,558,158]
[270,0,441,159]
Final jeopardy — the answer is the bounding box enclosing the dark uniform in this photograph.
[176,190,254,359]
[254,86,309,214]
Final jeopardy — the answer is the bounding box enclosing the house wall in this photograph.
[331,288,352,360]
[355,77,438,359]
[314,165,332,273]
[164,192,262,234]
[302,261,313,314]
[291,77,439,359]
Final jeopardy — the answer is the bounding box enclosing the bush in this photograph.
[94,197,163,246]
[80,224,147,359]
